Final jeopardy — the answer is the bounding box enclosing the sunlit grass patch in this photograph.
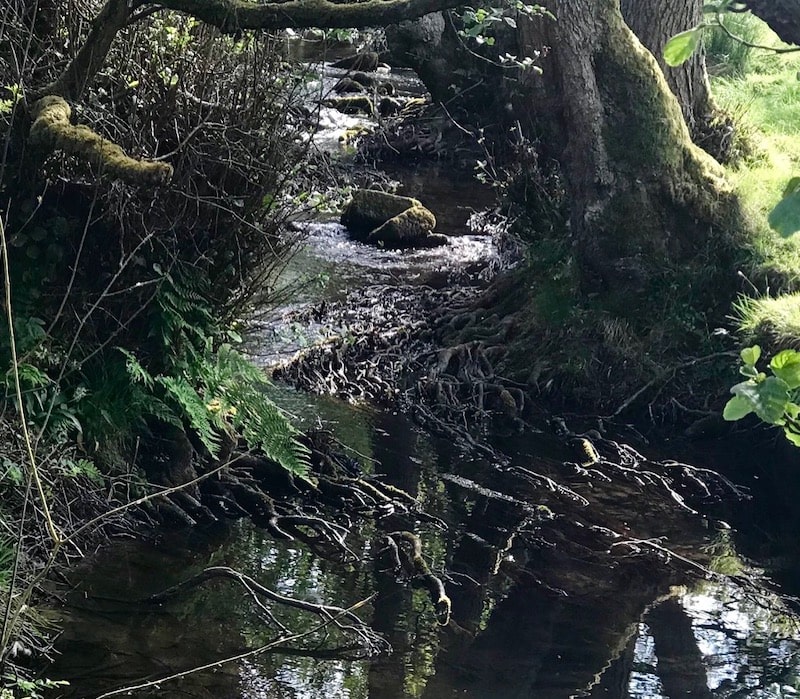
[734,292,800,347]
[710,23,800,290]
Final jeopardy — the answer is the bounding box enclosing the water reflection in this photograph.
[48,405,800,699]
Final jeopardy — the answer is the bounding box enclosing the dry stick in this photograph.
[94,595,376,699]
[0,216,61,546]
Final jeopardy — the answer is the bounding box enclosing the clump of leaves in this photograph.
[724,344,800,445]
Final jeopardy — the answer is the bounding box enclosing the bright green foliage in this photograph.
[456,2,547,49]
[663,29,702,67]
[125,344,308,476]
[724,345,800,446]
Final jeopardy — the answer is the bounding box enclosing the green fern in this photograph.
[197,345,308,476]
[157,374,222,456]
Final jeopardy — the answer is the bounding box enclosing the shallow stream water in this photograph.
[47,53,800,699]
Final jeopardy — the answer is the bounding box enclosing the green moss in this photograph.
[29,95,173,186]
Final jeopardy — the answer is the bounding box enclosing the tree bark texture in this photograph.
[150,0,467,32]
[520,0,734,300]
[621,0,713,140]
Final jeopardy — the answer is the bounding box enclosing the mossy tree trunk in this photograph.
[520,0,735,302]
[620,0,713,141]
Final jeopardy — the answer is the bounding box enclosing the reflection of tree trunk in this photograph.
[367,412,423,699]
[620,0,712,143]
[647,597,712,698]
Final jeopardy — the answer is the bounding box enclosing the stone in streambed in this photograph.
[341,189,445,249]
[366,206,440,248]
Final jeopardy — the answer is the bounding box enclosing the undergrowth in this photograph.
[0,3,316,688]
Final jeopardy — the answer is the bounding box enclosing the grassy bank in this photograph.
[709,14,800,342]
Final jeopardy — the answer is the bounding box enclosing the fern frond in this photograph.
[158,375,221,457]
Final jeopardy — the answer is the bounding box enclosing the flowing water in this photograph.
[46,55,800,699]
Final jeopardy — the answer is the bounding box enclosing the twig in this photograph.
[95,595,377,699]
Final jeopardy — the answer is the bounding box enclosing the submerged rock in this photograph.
[331,51,379,72]
[324,95,375,117]
[333,77,364,94]
[341,189,445,249]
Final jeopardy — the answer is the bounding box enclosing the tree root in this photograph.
[386,531,451,625]
[147,565,389,657]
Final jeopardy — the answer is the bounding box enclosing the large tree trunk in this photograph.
[520,0,735,301]
[621,0,713,142]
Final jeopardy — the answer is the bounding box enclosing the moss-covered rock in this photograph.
[367,205,440,248]
[342,189,421,237]
[331,51,379,72]
[324,96,375,117]
[341,189,442,248]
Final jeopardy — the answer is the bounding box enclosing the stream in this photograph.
[47,52,800,699]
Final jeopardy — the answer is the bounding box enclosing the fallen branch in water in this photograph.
[147,565,386,652]
[388,530,451,625]
[95,593,379,699]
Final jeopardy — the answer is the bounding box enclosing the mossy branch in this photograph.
[151,0,465,32]
[28,96,173,186]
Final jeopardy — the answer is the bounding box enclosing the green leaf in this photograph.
[770,349,800,388]
[723,394,753,421]
[732,376,790,424]
[739,364,758,378]
[784,429,800,447]
[663,28,701,67]
[740,345,761,366]
[769,190,800,237]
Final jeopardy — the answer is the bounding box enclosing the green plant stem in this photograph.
[0,216,61,546]
[716,12,800,54]
[0,474,32,666]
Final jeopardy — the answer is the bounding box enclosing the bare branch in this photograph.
[45,0,131,100]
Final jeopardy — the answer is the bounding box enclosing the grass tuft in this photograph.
[734,292,800,347]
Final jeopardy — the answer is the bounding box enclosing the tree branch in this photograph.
[44,0,131,101]
[150,0,464,32]
[28,96,173,186]
[744,0,800,47]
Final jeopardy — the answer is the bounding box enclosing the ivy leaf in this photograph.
[731,376,790,424]
[723,394,753,421]
[740,345,761,366]
[769,189,800,237]
[770,349,800,388]
[663,28,701,67]
[783,429,800,447]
